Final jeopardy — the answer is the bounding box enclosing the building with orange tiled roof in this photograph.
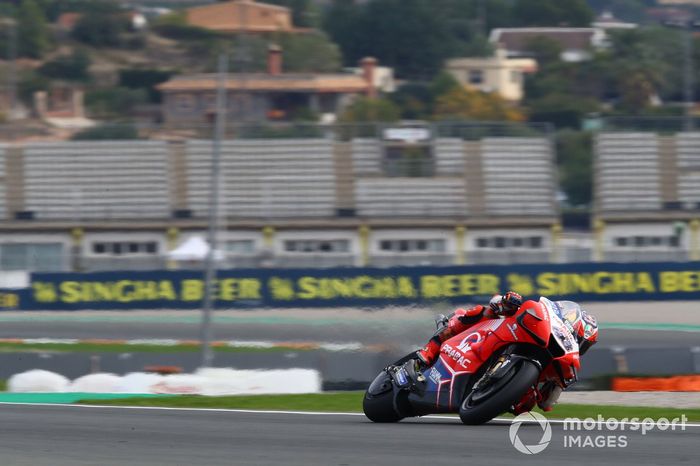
[157,46,380,124]
[185,0,310,34]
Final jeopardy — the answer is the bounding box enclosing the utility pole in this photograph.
[683,24,694,131]
[477,0,486,39]
[3,18,16,120]
[237,0,250,122]
[200,52,228,368]
[661,16,696,130]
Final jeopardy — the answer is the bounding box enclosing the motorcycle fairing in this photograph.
[407,355,472,414]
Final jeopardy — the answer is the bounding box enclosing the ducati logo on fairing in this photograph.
[508,323,519,340]
[456,332,481,352]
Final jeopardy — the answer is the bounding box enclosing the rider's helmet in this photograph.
[555,300,599,355]
[576,309,599,355]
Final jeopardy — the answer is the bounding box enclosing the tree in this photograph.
[512,0,593,27]
[324,0,456,79]
[85,87,148,119]
[527,93,600,129]
[38,49,91,82]
[276,32,341,72]
[338,97,401,123]
[72,8,129,47]
[556,130,593,207]
[433,87,525,122]
[17,0,49,58]
[265,0,319,28]
[617,70,655,113]
[390,83,433,119]
[119,68,175,103]
[323,0,367,68]
[17,70,49,105]
[430,71,461,98]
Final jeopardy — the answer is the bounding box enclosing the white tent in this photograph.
[167,236,225,262]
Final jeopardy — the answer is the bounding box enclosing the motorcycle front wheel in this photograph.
[458,359,540,425]
[363,388,402,423]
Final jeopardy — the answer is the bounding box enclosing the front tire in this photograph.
[459,359,540,425]
[363,389,402,423]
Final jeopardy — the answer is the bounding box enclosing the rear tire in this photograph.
[459,359,540,425]
[363,389,402,423]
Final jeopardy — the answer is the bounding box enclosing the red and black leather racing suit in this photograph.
[416,292,523,366]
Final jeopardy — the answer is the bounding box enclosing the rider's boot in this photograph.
[511,387,538,415]
[416,338,441,367]
[537,382,562,412]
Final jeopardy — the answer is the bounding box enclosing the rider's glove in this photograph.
[489,291,522,317]
[501,291,522,316]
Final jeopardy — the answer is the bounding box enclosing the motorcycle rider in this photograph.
[415,292,599,413]
[416,291,524,367]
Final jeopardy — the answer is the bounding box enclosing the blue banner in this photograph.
[10,261,700,310]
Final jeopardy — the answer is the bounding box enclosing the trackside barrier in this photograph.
[2,262,700,310]
[612,375,700,392]
[8,368,322,395]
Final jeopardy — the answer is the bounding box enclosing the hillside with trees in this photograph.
[1,0,699,209]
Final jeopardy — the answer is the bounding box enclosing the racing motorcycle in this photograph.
[363,297,587,425]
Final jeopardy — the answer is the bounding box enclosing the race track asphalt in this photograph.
[0,404,696,466]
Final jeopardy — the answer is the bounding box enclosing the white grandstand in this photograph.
[0,129,560,271]
[21,142,171,220]
[594,132,700,262]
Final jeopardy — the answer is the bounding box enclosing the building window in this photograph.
[468,69,483,85]
[91,241,159,256]
[476,238,490,248]
[529,236,543,248]
[383,145,434,177]
[224,240,256,254]
[378,239,445,253]
[0,243,64,271]
[475,236,544,249]
[614,235,681,248]
[283,240,350,254]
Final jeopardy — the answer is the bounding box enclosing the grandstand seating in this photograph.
[0,134,559,222]
[675,132,700,209]
[595,133,663,212]
[480,138,556,215]
[22,141,171,220]
[351,138,383,176]
[352,137,470,217]
[433,138,465,176]
[355,178,468,217]
[185,139,337,218]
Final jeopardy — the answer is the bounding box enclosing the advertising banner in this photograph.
[14,261,700,310]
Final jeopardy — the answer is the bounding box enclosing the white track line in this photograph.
[1,402,699,428]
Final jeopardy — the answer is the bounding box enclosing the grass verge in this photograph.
[77,391,700,421]
[0,342,309,354]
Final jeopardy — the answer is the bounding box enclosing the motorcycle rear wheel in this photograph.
[458,359,540,425]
